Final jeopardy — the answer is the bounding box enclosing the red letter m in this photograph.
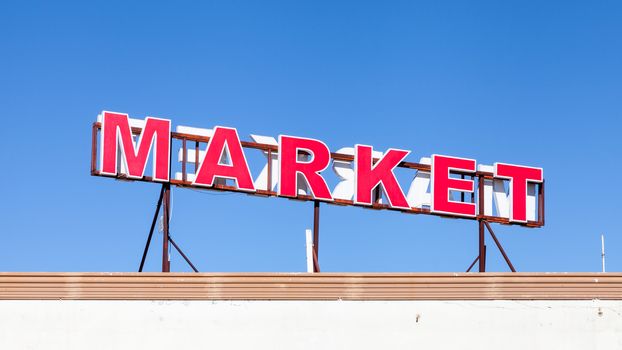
[100,111,171,181]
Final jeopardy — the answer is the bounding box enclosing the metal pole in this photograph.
[91,123,98,175]
[478,175,486,272]
[482,245,487,270]
[479,221,486,272]
[541,180,545,226]
[267,149,272,192]
[162,183,171,272]
[313,201,320,272]
[460,174,465,202]
[466,255,479,272]
[484,221,516,272]
[169,235,199,272]
[182,138,187,182]
[195,141,199,174]
[138,186,165,272]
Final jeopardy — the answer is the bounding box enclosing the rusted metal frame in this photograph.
[92,170,542,227]
[92,171,543,227]
[167,136,199,272]
[168,234,199,272]
[373,186,382,204]
[267,149,272,191]
[470,175,476,204]
[313,201,321,272]
[91,123,543,227]
[162,129,175,272]
[538,180,545,226]
[91,123,98,175]
[478,175,486,272]
[478,222,486,272]
[542,181,545,225]
[466,255,479,272]
[461,174,465,202]
[312,249,321,273]
[92,122,493,177]
[138,186,165,272]
[195,141,199,174]
[92,122,497,179]
[484,221,516,272]
[181,138,187,182]
[162,183,171,272]
[481,245,486,271]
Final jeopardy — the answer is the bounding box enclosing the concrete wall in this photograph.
[1,299,620,350]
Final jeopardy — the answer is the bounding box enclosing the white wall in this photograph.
[1,300,621,350]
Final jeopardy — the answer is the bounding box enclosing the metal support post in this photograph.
[478,175,486,272]
[313,201,321,272]
[479,220,486,272]
[138,186,165,272]
[168,235,199,272]
[484,221,516,272]
[162,183,171,272]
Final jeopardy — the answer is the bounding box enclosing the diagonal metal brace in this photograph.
[138,186,165,272]
[168,234,199,272]
[483,221,516,272]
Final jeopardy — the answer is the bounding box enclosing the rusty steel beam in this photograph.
[138,186,165,272]
[90,122,544,227]
[181,138,187,182]
[194,141,199,174]
[92,122,496,177]
[313,201,320,273]
[91,123,98,175]
[168,235,199,273]
[479,222,486,272]
[267,149,272,191]
[484,221,516,272]
[477,173,487,273]
[539,180,545,226]
[162,184,171,272]
[312,250,321,273]
[466,255,479,272]
[91,170,544,228]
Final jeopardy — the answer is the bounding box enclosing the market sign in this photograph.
[91,111,545,227]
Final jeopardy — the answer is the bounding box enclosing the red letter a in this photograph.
[193,127,255,191]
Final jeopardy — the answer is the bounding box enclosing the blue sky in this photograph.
[1,1,620,272]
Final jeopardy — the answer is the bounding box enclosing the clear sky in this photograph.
[1,1,620,273]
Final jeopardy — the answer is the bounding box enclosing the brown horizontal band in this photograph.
[1,272,620,301]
